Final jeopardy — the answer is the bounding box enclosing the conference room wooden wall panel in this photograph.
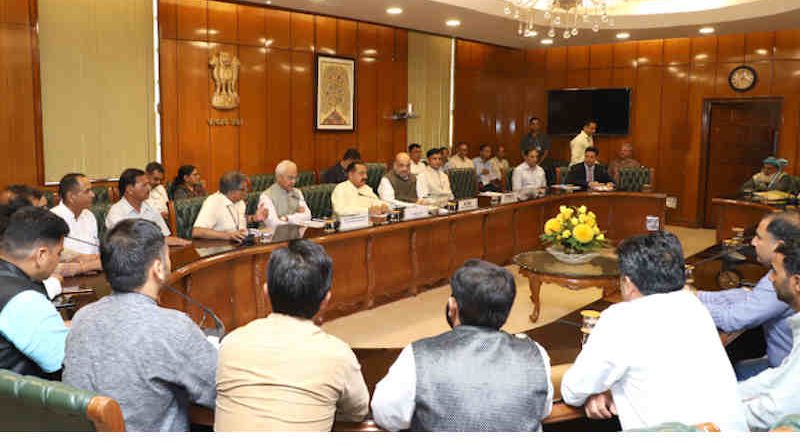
[376,25,394,61]
[322,238,369,317]
[0,0,29,24]
[315,15,336,55]
[289,50,314,169]
[684,62,716,224]
[717,34,746,63]
[691,36,717,63]
[567,46,590,71]
[589,68,613,88]
[176,0,207,41]
[485,210,515,266]
[613,41,636,68]
[158,0,177,39]
[176,40,211,182]
[775,30,800,60]
[637,40,663,66]
[546,46,567,72]
[590,44,613,69]
[209,43,241,182]
[0,24,39,189]
[376,57,395,162]
[611,67,635,87]
[525,48,547,71]
[658,66,690,219]
[631,66,663,170]
[266,48,292,169]
[207,0,237,44]
[264,8,290,50]
[336,19,357,57]
[772,61,800,169]
[314,133,339,170]
[370,230,414,305]
[290,11,314,52]
[746,32,775,61]
[392,30,408,154]
[664,38,690,65]
[356,57,378,161]
[357,22,378,57]
[237,4,266,47]
[237,46,268,175]
[415,221,451,288]
[566,70,590,88]
[159,39,179,177]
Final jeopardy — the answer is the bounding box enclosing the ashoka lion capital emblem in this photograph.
[209,51,241,110]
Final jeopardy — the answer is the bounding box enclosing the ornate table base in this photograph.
[519,268,621,322]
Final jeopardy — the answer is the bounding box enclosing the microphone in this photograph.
[162,283,227,340]
[66,235,102,249]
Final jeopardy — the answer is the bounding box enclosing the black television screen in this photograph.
[547,88,631,136]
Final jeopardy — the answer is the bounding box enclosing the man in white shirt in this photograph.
[569,120,597,166]
[259,160,311,231]
[408,143,426,176]
[378,153,420,206]
[512,148,547,198]
[145,162,169,218]
[193,171,267,241]
[106,168,190,247]
[331,161,389,216]
[444,142,474,171]
[561,231,749,431]
[416,148,454,202]
[490,145,511,178]
[473,144,501,192]
[50,173,102,275]
[737,240,800,430]
[371,259,553,431]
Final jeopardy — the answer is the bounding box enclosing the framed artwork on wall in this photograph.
[315,55,356,131]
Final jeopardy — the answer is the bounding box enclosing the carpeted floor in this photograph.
[322,225,717,348]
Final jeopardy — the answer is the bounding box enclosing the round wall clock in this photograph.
[728,65,757,93]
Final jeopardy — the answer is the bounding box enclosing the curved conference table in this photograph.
[63,190,666,429]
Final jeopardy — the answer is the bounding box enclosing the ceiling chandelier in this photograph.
[503,0,617,40]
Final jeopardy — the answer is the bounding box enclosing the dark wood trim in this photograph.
[29,0,44,186]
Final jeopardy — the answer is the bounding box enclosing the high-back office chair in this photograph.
[249,174,275,193]
[168,196,207,239]
[90,202,111,240]
[617,167,655,192]
[366,163,387,194]
[296,170,317,188]
[0,369,125,431]
[447,168,479,199]
[299,183,336,219]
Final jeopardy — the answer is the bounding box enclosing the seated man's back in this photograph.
[215,313,366,431]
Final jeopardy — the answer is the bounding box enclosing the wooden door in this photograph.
[702,100,781,227]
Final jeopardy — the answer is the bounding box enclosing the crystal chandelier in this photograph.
[503,0,617,40]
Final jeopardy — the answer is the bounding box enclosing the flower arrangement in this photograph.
[541,205,607,254]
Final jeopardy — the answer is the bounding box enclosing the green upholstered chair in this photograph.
[366,163,386,193]
[0,369,125,431]
[299,183,335,219]
[44,190,59,208]
[618,167,654,192]
[447,168,478,199]
[296,170,317,187]
[556,166,570,185]
[505,169,514,192]
[245,191,261,216]
[169,196,206,239]
[89,203,111,241]
[250,174,275,193]
[91,185,111,204]
[770,414,800,432]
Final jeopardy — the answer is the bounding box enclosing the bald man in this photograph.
[378,153,421,206]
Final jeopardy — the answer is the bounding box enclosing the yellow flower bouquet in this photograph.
[540,205,607,254]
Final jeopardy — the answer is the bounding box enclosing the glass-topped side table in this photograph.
[512,249,621,322]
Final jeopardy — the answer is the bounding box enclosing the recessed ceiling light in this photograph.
[755,48,769,55]
[541,38,553,45]
[445,19,461,27]
[699,27,715,35]
[616,32,630,40]
[386,7,403,15]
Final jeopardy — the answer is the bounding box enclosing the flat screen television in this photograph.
[547,88,631,136]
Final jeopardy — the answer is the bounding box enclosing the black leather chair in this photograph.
[447,168,478,199]
[0,369,125,431]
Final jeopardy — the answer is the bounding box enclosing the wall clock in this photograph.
[728,65,757,93]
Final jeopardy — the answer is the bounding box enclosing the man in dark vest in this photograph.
[370,259,553,431]
[0,206,69,378]
[377,153,420,206]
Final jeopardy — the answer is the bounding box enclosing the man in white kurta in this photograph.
[569,120,597,166]
[331,162,389,216]
[145,162,169,216]
[561,232,748,432]
[512,148,547,195]
[416,148,454,201]
[408,143,427,176]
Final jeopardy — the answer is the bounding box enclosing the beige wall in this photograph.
[407,31,451,151]
[39,0,156,183]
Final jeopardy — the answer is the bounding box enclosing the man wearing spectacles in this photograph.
[258,160,311,231]
[192,171,268,242]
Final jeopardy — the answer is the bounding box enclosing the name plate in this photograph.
[457,198,479,212]
[500,193,518,205]
[402,205,430,221]
[338,214,370,232]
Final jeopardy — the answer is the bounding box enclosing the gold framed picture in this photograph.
[315,55,356,131]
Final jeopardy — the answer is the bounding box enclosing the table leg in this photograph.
[528,273,542,323]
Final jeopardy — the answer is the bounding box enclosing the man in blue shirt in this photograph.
[698,211,800,380]
[0,207,69,378]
